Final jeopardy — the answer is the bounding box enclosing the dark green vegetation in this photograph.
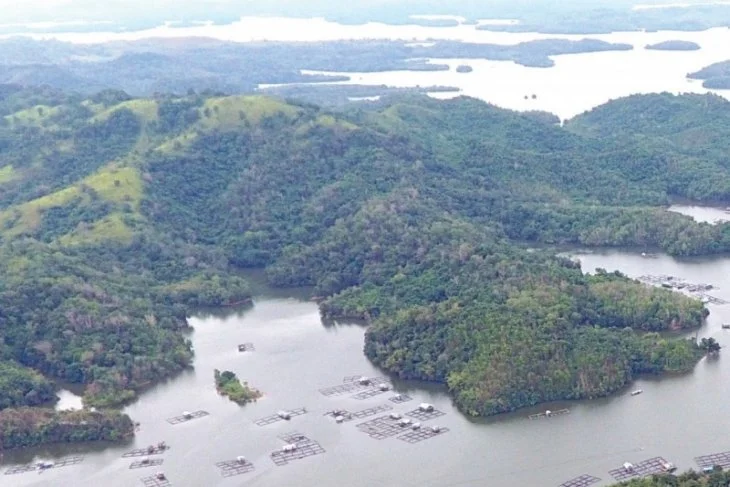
[0,37,631,96]
[608,469,730,486]
[214,369,262,405]
[0,86,728,418]
[646,40,701,51]
[688,60,730,89]
[0,408,134,450]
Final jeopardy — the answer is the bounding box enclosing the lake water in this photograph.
[3,17,730,119]
[3,251,730,487]
[669,204,730,224]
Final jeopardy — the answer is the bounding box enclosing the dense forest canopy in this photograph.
[0,86,726,421]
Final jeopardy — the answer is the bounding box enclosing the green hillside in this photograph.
[0,86,726,419]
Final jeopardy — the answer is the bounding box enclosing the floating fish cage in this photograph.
[405,407,446,421]
[388,394,413,404]
[319,376,391,396]
[528,408,570,420]
[356,414,415,440]
[166,410,209,425]
[397,426,450,444]
[609,457,674,481]
[325,404,393,423]
[270,432,325,466]
[558,474,601,487]
[215,458,255,478]
[140,472,172,487]
[3,456,83,475]
[351,388,389,400]
[695,450,730,469]
[123,442,170,457]
[237,343,255,352]
[129,458,164,470]
[254,407,307,426]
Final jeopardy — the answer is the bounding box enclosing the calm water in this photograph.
[3,17,730,119]
[3,252,730,487]
[669,204,730,224]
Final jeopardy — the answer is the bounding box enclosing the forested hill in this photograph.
[0,86,726,419]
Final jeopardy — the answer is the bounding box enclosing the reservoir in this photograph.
[3,250,730,487]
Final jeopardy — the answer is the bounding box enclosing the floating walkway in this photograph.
[215,458,255,478]
[166,410,209,425]
[325,404,393,423]
[529,409,570,420]
[695,450,730,469]
[130,459,164,470]
[254,407,307,426]
[270,432,325,466]
[237,343,255,352]
[140,473,172,486]
[4,456,84,475]
[123,443,170,457]
[608,457,673,481]
[397,426,449,444]
[352,388,388,400]
[558,474,601,487]
[389,394,413,404]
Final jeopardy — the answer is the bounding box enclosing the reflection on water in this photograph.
[4,252,730,486]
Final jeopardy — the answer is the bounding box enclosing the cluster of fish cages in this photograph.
[608,457,674,481]
[130,459,164,470]
[237,343,255,352]
[319,376,391,397]
[356,414,409,440]
[215,458,255,478]
[405,407,446,422]
[352,388,389,400]
[397,426,449,444]
[3,456,84,475]
[528,409,570,420]
[695,450,730,469]
[140,473,172,486]
[123,442,170,457]
[166,410,209,425]
[558,474,601,487]
[389,394,413,404]
[254,407,307,426]
[325,404,393,423]
[637,275,727,304]
[270,432,325,466]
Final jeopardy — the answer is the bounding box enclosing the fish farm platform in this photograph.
[397,427,450,444]
[123,444,170,457]
[319,377,391,397]
[609,457,672,481]
[352,388,388,400]
[270,433,325,466]
[254,407,307,426]
[140,474,172,486]
[4,456,84,475]
[405,408,446,421]
[237,343,255,352]
[529,409,570,420]
[325,404,393,423]
[166,410,209,425]
[215,459,255,477]
[559,474,601,487]
[356,415,412,440]
[389,394,413,404]
[130,459,164,470]
[695,450,730,469]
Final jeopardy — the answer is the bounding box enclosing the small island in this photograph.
[214,369,262,405]
[645,40,701,51]
[0,408,135,450]
[688,60,730,89]
[455,65,473,73]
